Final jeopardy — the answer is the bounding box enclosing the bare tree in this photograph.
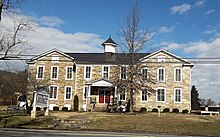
[117,2,154,112]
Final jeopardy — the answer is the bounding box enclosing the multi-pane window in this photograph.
[52,55,59,62]
[121,66,126,79]
[103,66,109,78]
[119,88,126,101]
[83,86,88,100]
[66,66,73,80]
[37,66,44,79]
[51,66,58,79]
[142,68,148,80]
[142,89,148,102]
[174,68,182,82]
[85,66,91,79]
[49,86,58,99]
[157,88,166,102]
[158,56,165,62]
[174,88,182,103]
[65,86,72,100]
[158,68,165,82]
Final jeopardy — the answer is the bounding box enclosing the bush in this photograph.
[140,107,147,113]
[62,107,69,111]
[182,109,189,113]
[163,108,170,113]
[53,106,59,111]
[172,108,179,113]
[152,108,158,112]
[36,107,41,111]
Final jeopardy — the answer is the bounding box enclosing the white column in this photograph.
[31,91,37,118]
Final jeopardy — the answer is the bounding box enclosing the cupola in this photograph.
[102,36,117,54]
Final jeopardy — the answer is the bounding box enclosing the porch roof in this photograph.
[86,78,114,87]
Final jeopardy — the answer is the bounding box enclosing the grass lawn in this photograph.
[0,111,219,136]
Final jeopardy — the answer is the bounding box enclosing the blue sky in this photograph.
[1,0,220,102]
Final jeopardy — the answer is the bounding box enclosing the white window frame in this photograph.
[83,86,89,100]
[51,66,59,80]
[102,65,110,78]
[120,66,127,79]
[174,88,182,103]
[118,88,126,101]
[36,66,44,79]
[52,55,59,62]
[49,85,58,100]
[174,68,182,82]
[66,66,73,80]
[157,67,165,82]
[141,88,148,102]
[84,66,92,79]
[142,67,148,80]
[158,56,165,62]
[64,86,72,100]
[156,87,166,102]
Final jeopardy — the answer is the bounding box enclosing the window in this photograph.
[174,68,182,82]
[49,86,58,99]
[83,86,88,100]
[174,88,182,103]
[142,68,148,80]
[156,88,166,102]
[51,66,58,79]
[52,55,59,62]
[119,87,126,101]
[158,56,165,62]
[142,89,148,102]
[120,66,126,79]
[36,66,44,79]
[66,66,73,80]
[65,86,72,100]
[85,66,91,79]
[157,68,165,82]
[102,66,109,78]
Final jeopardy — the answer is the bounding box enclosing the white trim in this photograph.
[174,67,182,82]
[49,85,58,100]
[156,87,166,102]
[64,86,72,100]
[120,65,127,80]
[66,66,73,80]
[158,55,165,62]
[51,55,59,63]
[157,67,165,82]
[174,88,182,103]
[36,66,45,79]
[50,66,59,80]
[141,67,148,80]
[83,86,89,100]
[102,65,110,78]
[118,89,126,101]
[141,89,148,102]
[84,65,92,79]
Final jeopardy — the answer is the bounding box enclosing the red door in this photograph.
[99,90,104,103]
[99,89,110,104]
[105,91,110,104]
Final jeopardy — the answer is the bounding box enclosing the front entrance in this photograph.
[99,89,110,104]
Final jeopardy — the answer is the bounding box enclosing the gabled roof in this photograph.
[86,78,114,87]
[26,48,74,64]
[140,49,194,66]
[102,37,117,47]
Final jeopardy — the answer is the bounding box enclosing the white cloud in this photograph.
[37,16,64,27]
[160,42,181,51]
[194,0,206,7]
[203,9,215,16]
[159,26,174,33]
[203,29,216,35]
[170,3,191,14]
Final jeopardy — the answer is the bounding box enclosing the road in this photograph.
[0,128,201,137]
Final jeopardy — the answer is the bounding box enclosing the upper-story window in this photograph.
[65,86,72,100]
[174,88,182,103]
[66,66,73,80]
[174,68,182,82]
[49,85,58,99]
[84,66,92,79]
[52,55,59,62]
[51,66,59,80]
[142,88,148,102]
[36,66,44,79]
[157,68,165,82]
[102,66,109,78]
[156,88,166,102]
[120,66,126,79]
[142,68,148,80]
[158,56,165,62]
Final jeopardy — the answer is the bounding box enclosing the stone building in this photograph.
[26,37,194,112]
